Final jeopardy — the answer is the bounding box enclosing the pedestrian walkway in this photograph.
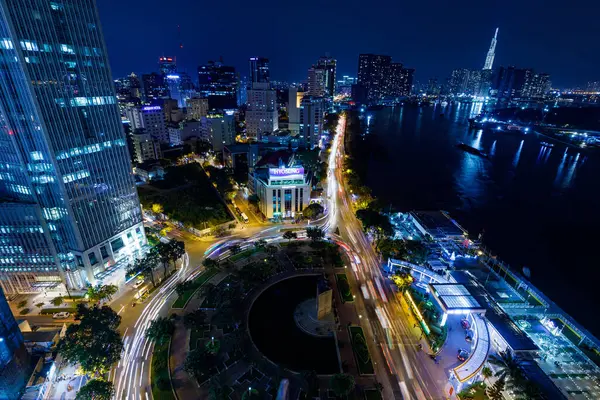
[168,271,228,400]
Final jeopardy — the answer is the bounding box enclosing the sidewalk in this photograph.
[168,271,228,399]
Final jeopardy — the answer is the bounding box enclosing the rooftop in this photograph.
[410,211,466,238]
[429,283,485,313]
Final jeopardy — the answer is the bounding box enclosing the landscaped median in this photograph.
[335,273,353,303]
[39,307,77,315]
[151,340,175,400]
[348,326,374,375]
[172,269,218,309]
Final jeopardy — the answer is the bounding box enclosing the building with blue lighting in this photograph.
[0,286,28,399]
[0,0,146,294]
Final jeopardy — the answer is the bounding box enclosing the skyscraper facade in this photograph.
[197,60,238,110]
[246,82,278,139]
[249,57,269,84]
[315,56,336,97]
[158,56,176,75]
[307,66,326,97]
[142,72,169,102]
[388,63,414,98]
[0,0,146,293]
[483,28,499,70]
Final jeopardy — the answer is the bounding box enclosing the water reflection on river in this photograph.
[362,103,600,336]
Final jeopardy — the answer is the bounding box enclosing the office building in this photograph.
[493,66,535,101]
[0,286,28,399]
[131,130,163,163]
[158,56,176,75]
[125,105,169,143]
[246,82,278,139]
[197,60,238,110]
[248,152,311,220]
[299,96,325,148]
[142,72,169,102]
[483,28,499,70]
[186,97,209,120]
[0,0,147,293]
[522,73,551,99]
[316,56,336,97]
[449,69,471,95]
[249,57,269,83]
[115,72,142,102]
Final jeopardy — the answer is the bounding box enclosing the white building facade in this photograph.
[246,82,278,139]
[249,167,311,219]
[299,96,325,148]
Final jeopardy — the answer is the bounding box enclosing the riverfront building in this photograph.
[0,0,147,294]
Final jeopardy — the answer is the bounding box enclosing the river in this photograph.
[355,103,600,337]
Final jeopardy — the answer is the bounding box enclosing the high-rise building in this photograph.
[158,56,177,75]
[246,82,278,139]
[449,69,471,95]
[0,286,28,399]
[307,66,326,97]
[336,76,356,96]
[0,0,147,292]
[357,54,392,103]
[131,130,163,163]
[299,96,325,148]
[493,66,531,100]
[142,72,169,102]
[522,73,551,99]
[125,105,169,143]
[388,63,414,98]
[115,72,142,102]
[186,97,209,120]
[197,60,238,110]
[288,87,304,134]
[315,56,336,97]
[201,111,236,151]
[249,57,270,84]
[483,27,499,70]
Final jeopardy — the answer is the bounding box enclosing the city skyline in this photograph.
[98,0,600,88]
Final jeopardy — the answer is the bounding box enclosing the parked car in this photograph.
[52,312,70,319]
[134,279,145,288]
[465,330,474,342]
[457,349,469,362]
[461,319,471,330]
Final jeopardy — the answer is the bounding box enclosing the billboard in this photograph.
[269,167,304,178]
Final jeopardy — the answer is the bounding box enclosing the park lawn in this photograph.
[364,389,383,400]
[348,326,374,375]
[229,248,259,262]
[335,273,353,303]
[172,269,218,309]
[151,340,175,400]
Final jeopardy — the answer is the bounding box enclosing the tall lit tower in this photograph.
[483,27,499,70]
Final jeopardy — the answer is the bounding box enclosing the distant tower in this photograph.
[483,27,499,70]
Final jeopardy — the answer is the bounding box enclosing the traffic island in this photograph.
[151,340,175,400]
[336,273,353,303]
[348,326,374,375]
[172,269,218,309]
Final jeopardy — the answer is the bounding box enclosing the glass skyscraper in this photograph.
[0,0,146,294]
[0,285,28,399]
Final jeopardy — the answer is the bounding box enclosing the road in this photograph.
[50,111,448,399]
[327,113,449,399]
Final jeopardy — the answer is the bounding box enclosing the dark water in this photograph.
[248,275,339,373]
[360,104,600,337]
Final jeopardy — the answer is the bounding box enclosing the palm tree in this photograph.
[486,378,505,400]
[283,230,297,242]
[481,365,493,383]
[170,240,185,270]
[487,351,526,392]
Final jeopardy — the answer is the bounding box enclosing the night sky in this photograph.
[98,0,600,88]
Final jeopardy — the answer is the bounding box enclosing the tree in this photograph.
[59,304,123,375]
[183,310,207,329]
[86,284,118,303]
[302,203,324,219]
[229,244,242,255]
[254,239,267,250]
[51,296,64,307]
[481,366,493,383]
[151,203,164,217]
[488,351,526,392]
[184,347,216,380]
[154,242,172,277]
[306,227,325,242]
[170,240,185,269]
[355,209,393,237]
[145,316,175,345]
[283,230,297,242]
[486,378,505,400]
[330,373,355,397]
[515,379,544,400]
[76,379,114,400]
